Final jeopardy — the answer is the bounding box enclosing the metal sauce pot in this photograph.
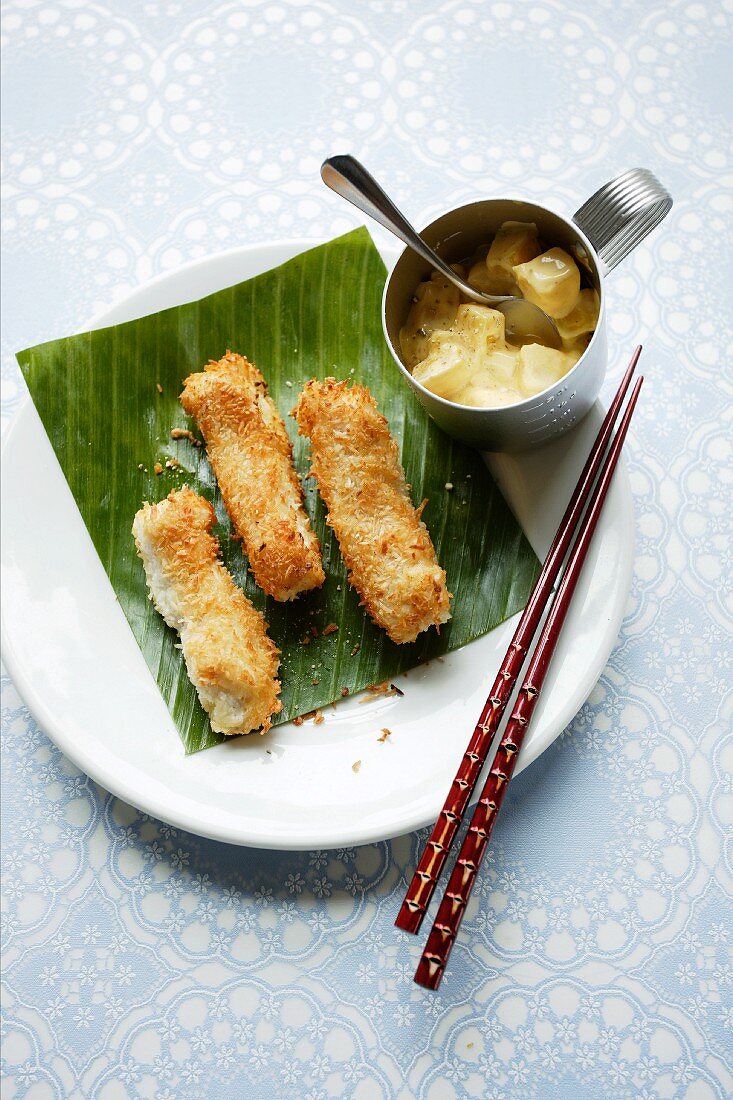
[382,170,671,452]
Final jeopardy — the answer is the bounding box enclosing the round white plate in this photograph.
[1,240,634,850]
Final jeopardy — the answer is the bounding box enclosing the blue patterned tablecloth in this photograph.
[2,2,732,1096]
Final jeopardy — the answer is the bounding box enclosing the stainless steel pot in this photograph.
[382,169,671,452]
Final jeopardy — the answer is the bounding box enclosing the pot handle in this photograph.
[573,168,672,273]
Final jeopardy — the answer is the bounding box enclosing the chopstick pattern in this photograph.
[394,640,526,933]
[395,348,642,936]
[413,373,644,989]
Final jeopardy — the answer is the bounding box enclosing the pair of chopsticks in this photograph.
[395,347,644,989]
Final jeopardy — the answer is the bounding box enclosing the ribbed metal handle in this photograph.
[573,168,672,273]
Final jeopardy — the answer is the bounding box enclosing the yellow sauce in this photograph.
[400,221,599,407]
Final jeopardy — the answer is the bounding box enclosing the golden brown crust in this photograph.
[132,486,281,736]
[293,379,451,644]
[180,352,325,601]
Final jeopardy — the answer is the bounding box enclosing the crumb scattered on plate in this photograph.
[170,428,201,446]
[360,681,403,704]
[352,760,361,773]
[294,709,324,726]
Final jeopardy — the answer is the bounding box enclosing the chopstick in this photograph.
[395,347,642,936]
[413,373,644,989]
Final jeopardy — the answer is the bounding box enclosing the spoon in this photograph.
[321,154,562,350]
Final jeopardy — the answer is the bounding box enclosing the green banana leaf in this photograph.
[17,228,539,754]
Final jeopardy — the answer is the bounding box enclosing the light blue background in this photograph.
[1,1,731,1097]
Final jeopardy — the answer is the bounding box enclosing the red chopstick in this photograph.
[395,347,642,936]
[414,374,644,989]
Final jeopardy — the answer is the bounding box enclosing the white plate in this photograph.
[0,240,634,850]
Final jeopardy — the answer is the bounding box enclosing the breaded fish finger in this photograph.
[293,378,451,644]
[181,352,325,601]
[133,486,281,736]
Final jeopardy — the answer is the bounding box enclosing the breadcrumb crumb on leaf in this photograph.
[132,486,281,736]
[293,378,451,644]
[181,352,325,601]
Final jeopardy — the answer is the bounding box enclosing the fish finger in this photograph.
[181,352,325,601]
[133,486,281,736]
[293,378,451,644]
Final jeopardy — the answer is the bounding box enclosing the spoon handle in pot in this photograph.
[322,154,560,348]
[321,154,460,285]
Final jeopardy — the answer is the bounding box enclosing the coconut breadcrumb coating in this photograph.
[132,486,281,736]
[293,378,451,644]
[180,352,325,601]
